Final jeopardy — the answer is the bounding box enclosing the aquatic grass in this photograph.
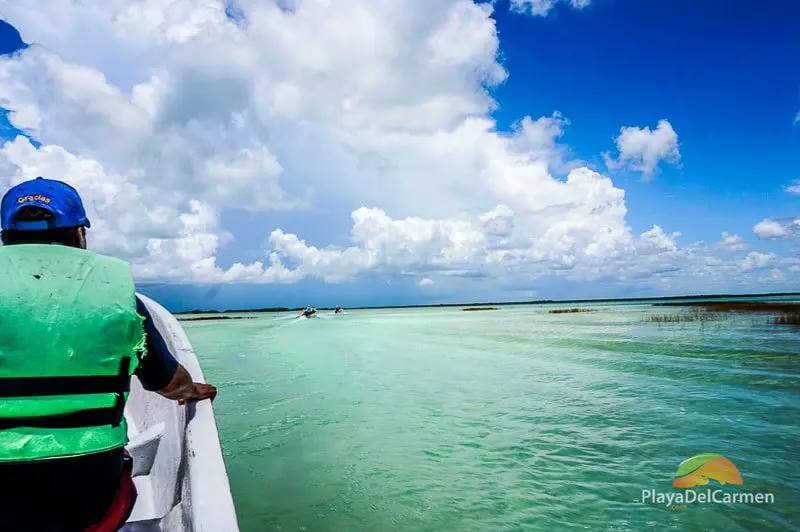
[651,302,800,331]
[177,316,257,322]
[655,301,799,313]
[773,312,800,326]
[646,310,720,323]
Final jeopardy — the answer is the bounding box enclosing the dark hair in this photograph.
[0,206,85,248]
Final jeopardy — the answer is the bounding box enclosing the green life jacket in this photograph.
[0,244,145,462]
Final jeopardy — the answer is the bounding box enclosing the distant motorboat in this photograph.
[300,307,318,318]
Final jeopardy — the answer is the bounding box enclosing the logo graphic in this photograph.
[642,453,773,508]
[672,453,743,489]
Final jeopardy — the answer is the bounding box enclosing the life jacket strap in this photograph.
[0,358,130,397]
[0,374,130,397]
[0,404,122,430]
[0,358,130,430]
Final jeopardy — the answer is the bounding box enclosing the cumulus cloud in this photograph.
[640,225,680,251]
[510,0,591,17]
[603,119,681,179]
[419,278,434,286]
[753,218,798,240]
[740,251,776,272]
[260,190,633,284]
[0,0,794,294]
[0,0,636,284]
[762,268,786,283]
[784,179,800,196]
[719,232,748,252]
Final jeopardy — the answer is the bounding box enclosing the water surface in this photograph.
[185,301,800,531]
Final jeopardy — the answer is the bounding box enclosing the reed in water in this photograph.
[655,301,799,313]
[647,310,719,323]
[773,312,800,326]
[650,301,800,328]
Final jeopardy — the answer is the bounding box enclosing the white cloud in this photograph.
[719,232,748,252]
[640,225,680,251]
[753,218,795,239]
[794,112,800,125]
[510,0,591,17]
[740,251,776,272]
[419,278,434,286]
[0,0,636,286]
[762,268,786,283]
[784,179,800,196]
[0,0,793,294]
[603,119,681,180]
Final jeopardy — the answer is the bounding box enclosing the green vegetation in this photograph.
[463,307,498,311]
[549,308,596,314]
[174,292,800,315]
[647,311,719,323]
[655,301,799,313]
[177,316,258,322]
[774,312,800,326]
[179,307,291,315]
[648,301,800,328]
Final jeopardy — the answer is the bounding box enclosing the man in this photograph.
[0,177,217,531]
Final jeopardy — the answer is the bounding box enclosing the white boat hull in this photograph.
[121,294,239,532]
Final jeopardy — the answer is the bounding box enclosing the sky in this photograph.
[0,0,798,311]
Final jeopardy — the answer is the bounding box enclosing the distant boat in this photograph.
[123,294,239,531]
[300,307,318,318]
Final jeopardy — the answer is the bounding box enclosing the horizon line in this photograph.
[173,291,800,315]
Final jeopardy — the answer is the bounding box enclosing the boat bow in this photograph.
[122,294,239,531]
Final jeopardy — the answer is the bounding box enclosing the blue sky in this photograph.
[0,1,798,311]
[489,0,800,238]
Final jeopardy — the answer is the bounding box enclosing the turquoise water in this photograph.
[185,302,800,531]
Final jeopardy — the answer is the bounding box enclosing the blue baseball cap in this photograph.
[1,177,91,231]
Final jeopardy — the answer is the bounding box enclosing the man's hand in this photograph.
[158,364,218,405]
[177,382,217,405]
